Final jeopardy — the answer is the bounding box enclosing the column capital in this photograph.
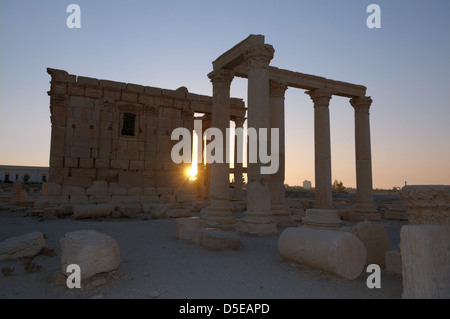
[269,80,288,98]
[232,116,246,128]
[208,69,234,85]
[305,89,333,106]
[350,96,372,115]
[350,96,372,109]
[245,44,274,70]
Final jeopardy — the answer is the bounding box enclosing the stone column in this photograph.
[269,80,291,225]
[201,70,235,226]
[202,114,211,200]
[350,96,379,220]
[240,44,277,235]
[306,89,333,209]
[232,117,245,201]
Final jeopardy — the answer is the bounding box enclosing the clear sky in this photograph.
[1,0,449,189]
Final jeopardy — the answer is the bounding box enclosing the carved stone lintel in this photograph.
[400,185,450,226]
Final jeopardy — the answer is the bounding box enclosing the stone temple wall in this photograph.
[46,68,245,207]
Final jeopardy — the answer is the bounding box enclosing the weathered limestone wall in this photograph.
[46,68,244,207]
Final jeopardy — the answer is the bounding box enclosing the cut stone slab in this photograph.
[349,221,390,266]
[199,228,241,251]
[117,204,141,218]
[400,225,450,299]
[175,217,203,240]
[278,227,366,280]
[385,249,402,275]
[0,232,45,261]
[151,205,169,219]
[72,204,114,219]
[60,230,121,281]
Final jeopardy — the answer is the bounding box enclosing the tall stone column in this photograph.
[202,114,212,200]
[201,70,235,226]
[232,117,245,201]
[240,44,277,235]
[269,80,291,225]
[350,96,379,220]
[306,89,333,209]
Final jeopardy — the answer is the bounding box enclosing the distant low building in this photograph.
[0,165,49,183]
[303,180,312,189]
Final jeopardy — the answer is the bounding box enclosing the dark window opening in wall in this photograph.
[4,174,10,183]
[42,175,47,183]
[23,174,30,184]
[15,174,19,182]
[121,113,136,137]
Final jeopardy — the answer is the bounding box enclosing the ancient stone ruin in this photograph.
[46,68,245,207]
[2,34,442,297]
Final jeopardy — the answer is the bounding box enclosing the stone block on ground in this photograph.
[72,204,114,219]
[151,205,169,219]
[175,217,203,240]
[111,210,122,218]
[278,227,366,280]
[44,207,72,218]
[349,221,390,266]
[167,208,191,218]
[0,232,45,261]
[198,228,241,251]
[60,230,121,281]
[400,225,450,299]
[117,204,141,218]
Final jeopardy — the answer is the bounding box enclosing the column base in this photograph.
[302,209,342,230]
[200,206,236,227]
[231,200,246,212]
[236,212,278,236]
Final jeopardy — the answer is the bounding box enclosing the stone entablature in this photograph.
[46,68,244,207]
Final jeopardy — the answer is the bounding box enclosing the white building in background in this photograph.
[303,180,312,189]
[0,165,49,183]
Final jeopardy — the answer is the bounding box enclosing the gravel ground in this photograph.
[0,207,405,299]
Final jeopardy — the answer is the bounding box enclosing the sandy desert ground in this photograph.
[0,197,405,300]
